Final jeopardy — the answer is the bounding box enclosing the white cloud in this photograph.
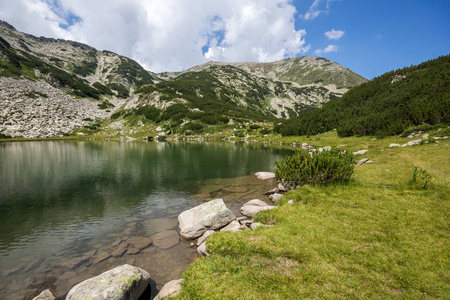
[324,29,344,40]
[0,0,309,72]
[315,44,338,55]
[302,0,338,21]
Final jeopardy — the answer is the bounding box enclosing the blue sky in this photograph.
[294,0,450,79]
[0,0,448,79]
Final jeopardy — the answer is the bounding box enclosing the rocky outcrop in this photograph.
[0,77,113,138]
[178,198,236,240]
[66,264,150,300]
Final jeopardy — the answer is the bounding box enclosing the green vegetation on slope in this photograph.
[176,131,449,299]
[275,55,450,137]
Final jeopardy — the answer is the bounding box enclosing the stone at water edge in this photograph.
[264,187,279,195]
[255,172,275,180]
[154,279,184,300]
[197,242,209,256]
[197,230,215,246]
[178,198,236,240]
[66,264,150,300]
[32,289,57,300]
[269,193,283,203]
[240,199,276,218]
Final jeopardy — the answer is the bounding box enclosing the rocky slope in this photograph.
[0,20,367,138]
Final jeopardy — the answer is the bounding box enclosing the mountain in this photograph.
[274,54,450,137]
[0,20,367,138]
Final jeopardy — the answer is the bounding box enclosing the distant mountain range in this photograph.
[0,20,367,138]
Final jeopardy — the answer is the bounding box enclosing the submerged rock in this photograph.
[178,198,235,240]
[154,279,184,300]
[151,230,180,249]
[66,264,150,300]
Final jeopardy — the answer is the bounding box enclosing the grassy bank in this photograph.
[176,132,449,299]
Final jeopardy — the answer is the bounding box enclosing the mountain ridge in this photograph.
[0,20,367,138]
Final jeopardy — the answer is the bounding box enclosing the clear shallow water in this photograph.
[0,140,292,299]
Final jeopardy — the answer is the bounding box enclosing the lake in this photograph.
[0,140,292,299]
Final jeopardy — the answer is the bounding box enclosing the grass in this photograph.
[175,131,449,299]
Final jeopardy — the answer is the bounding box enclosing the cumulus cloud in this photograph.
[314,44,338,55]
[302,0,338,21]
[0,0,309,72]
[324,29,344,40]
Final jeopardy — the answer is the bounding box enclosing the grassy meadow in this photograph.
[176,130,449,299]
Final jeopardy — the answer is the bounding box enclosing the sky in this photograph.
[0,0,449,79]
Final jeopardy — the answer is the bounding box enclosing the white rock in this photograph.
[154,279,184,300]
[66,264,150,300]
[240,199,276,218]
[356,158,374,165]
[353,150,368,155]
[423,133,429,139]
[220,220,241,232]
[255,172,275,180]
[287,200,294,205]
[389,143,401,147]
[178,199,236,240]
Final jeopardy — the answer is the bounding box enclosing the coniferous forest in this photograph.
[274,55,450,137]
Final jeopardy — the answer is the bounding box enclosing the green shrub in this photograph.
[412,166,432,189]
[275,148,355,187]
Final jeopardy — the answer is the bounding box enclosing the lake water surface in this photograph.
[0,140,292,299]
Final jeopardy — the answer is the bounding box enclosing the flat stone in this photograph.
[356,158,374,165]
[178,198,236,240]
[220,220,241,232]
[32,289,56,300]
[127,236,153,251]
[240,199,276,217]
[154,279,184,300]
[389,143,401,147]
[151,230,180,249]
[111,244,127,257]
[255,172,275,180]
[264,187,279,195]
[66,264,150,300]
[197,230,215,246]
[353,149,368,155]
[93,252,111,264]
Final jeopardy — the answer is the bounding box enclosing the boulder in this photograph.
[154,279,184,300]
[178,199,236,240]
[255,172,275,180]
[66,264,150,300]
[353,150,368,155]
[220,220,241,232]
[269,193,283,203]
[240,199,276,218]
[196,230,215,246]
[264,187,279,195]
[33,289,56,300]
